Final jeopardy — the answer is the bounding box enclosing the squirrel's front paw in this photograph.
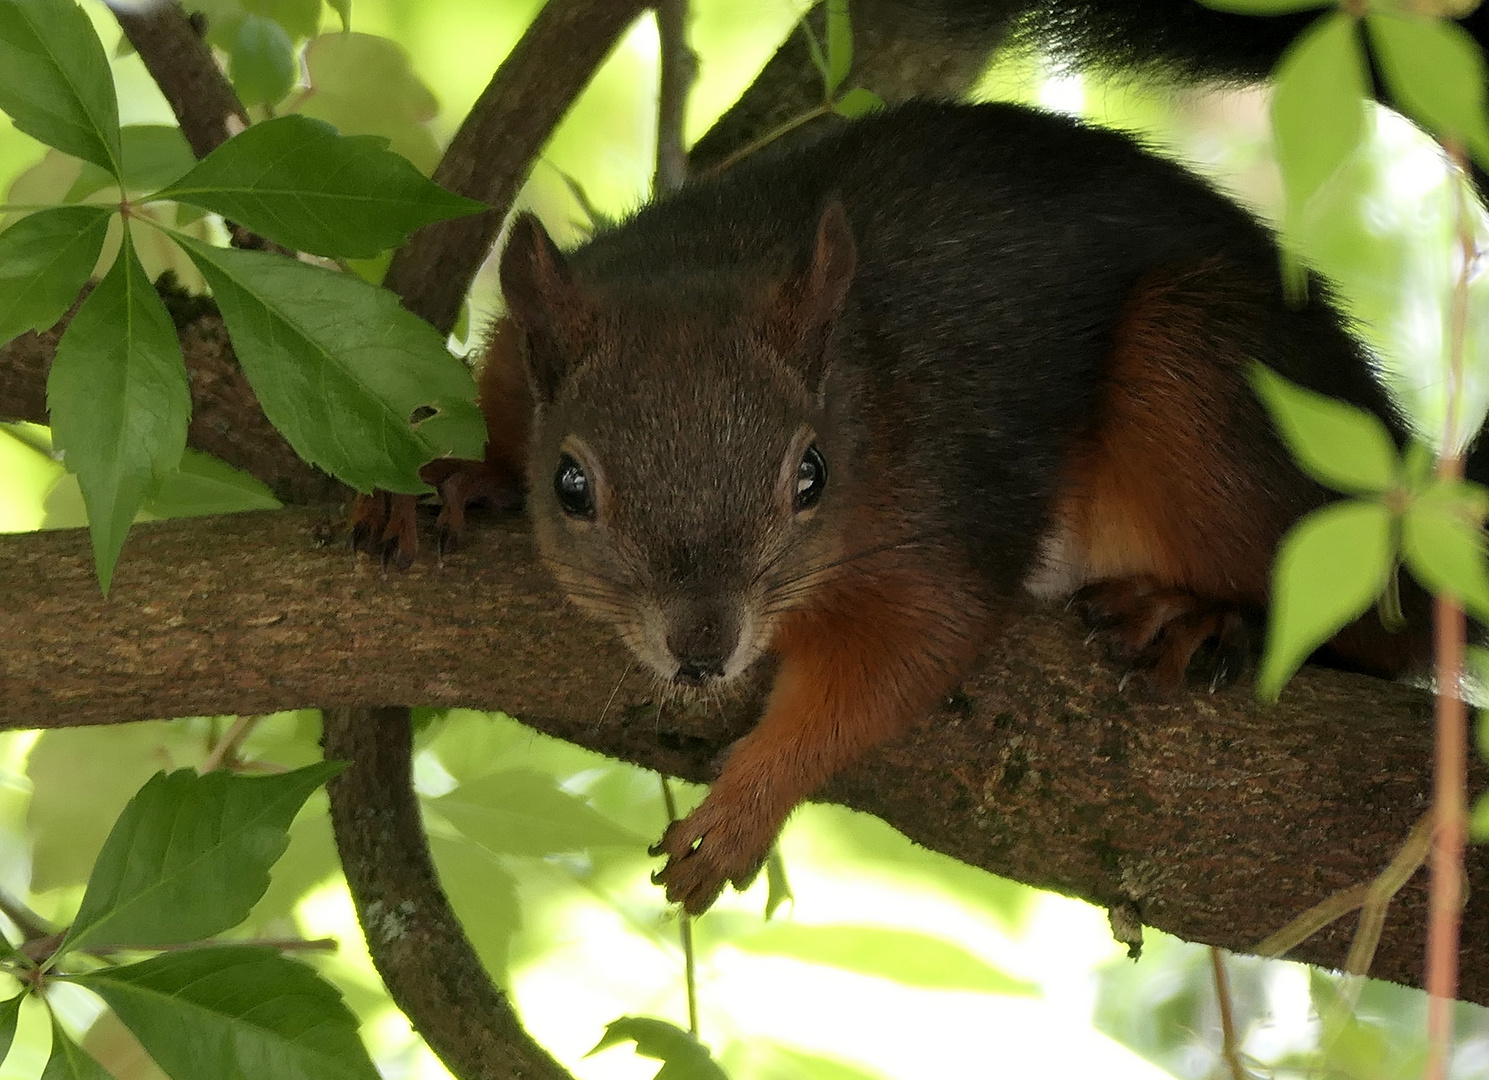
[649,801,771,914]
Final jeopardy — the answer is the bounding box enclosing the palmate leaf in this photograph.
[73,947,379,1080]
[46,230,189,593]
[60,763,343,956]
[0,0,121,176]
[589,1017,728,1080]
[151,114,484,258]
[0,205,112,346]
[174,235,484,492]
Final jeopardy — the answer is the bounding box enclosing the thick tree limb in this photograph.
[323,706,572,1080]
[687,0,1010,173]
[3,509,1483,1005]
[113,1,248,159]
[380,0,649,336]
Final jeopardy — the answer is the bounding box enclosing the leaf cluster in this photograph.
[0,0,486,591]
[0,762,367,1080]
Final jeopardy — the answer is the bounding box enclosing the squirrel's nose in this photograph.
[673,658,726,686]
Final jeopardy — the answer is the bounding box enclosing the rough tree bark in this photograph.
[2,510,1484,1006]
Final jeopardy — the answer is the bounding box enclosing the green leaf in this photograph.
[0,993,23,1067]
[1195,0,1331,13]
[433,769,645,857]
[61,763,344,956]
[27,722,224,892]
[296,32,441,173]
[797,15,828,85]
[1402,481,1489,622]
[589,1017,728,1080]
[0,0,122,175]
[151,115,484,259]
[143,448,283,519]
[1250,363,1400,495]
[230,14,297,108]
[0,205,112,346]
[726,922,1037,995]
[325,0,349,31]
[1257,499,1394,700]
[1367,13,1489,169]
[426,834,522,983]
[825,0,852,95]
[832,87,885,119]
[46,231,189,593]
[73,946,380,1080]
[173,236,484,491]
[67,124,197,202]
[1472,789,1489,842]
[1271,12,1368,226]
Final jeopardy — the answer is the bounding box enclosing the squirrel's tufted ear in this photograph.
[500,213,587,404]
[768,200,857,392]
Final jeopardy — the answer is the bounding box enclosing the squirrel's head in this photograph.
[499,204,857,688]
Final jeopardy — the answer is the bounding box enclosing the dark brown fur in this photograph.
[472,103,1441,912]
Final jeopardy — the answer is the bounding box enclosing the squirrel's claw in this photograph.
[650,803,772,915]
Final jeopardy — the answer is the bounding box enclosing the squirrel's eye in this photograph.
[794,444,826,511]
[554,453,595,519]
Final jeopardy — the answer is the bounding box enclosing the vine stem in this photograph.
[1209,947,1246,1080]
[1422,140,1475,1080]
[660,777,700,1038]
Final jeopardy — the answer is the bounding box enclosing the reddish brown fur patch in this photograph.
[654,549,986,912]
[1052,262,1301,605]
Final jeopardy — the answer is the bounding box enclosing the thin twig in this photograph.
[201,715,260,773]
[380,0,649,336]
[1209,947,1246,1080]
[112,1,248,159]
[653,0,696,196]
[660,777,700,1038]
[78,936,339,956]
[701,102,833,179]
[1423,140,1477,1080]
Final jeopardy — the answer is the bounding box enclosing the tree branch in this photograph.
[687,0,1012,173]
[112,1,248,159]
[323,706,572,1080]
[3,509,1482,1004]
[380,0,649,336]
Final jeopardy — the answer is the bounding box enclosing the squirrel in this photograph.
[480,100,1471,914]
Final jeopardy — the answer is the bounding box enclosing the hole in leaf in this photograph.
[410,404,439,425]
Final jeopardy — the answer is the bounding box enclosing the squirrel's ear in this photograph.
[500,212,585,403]
[770,200,857,389]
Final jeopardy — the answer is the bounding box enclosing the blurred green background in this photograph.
[2,1,1488,1078]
